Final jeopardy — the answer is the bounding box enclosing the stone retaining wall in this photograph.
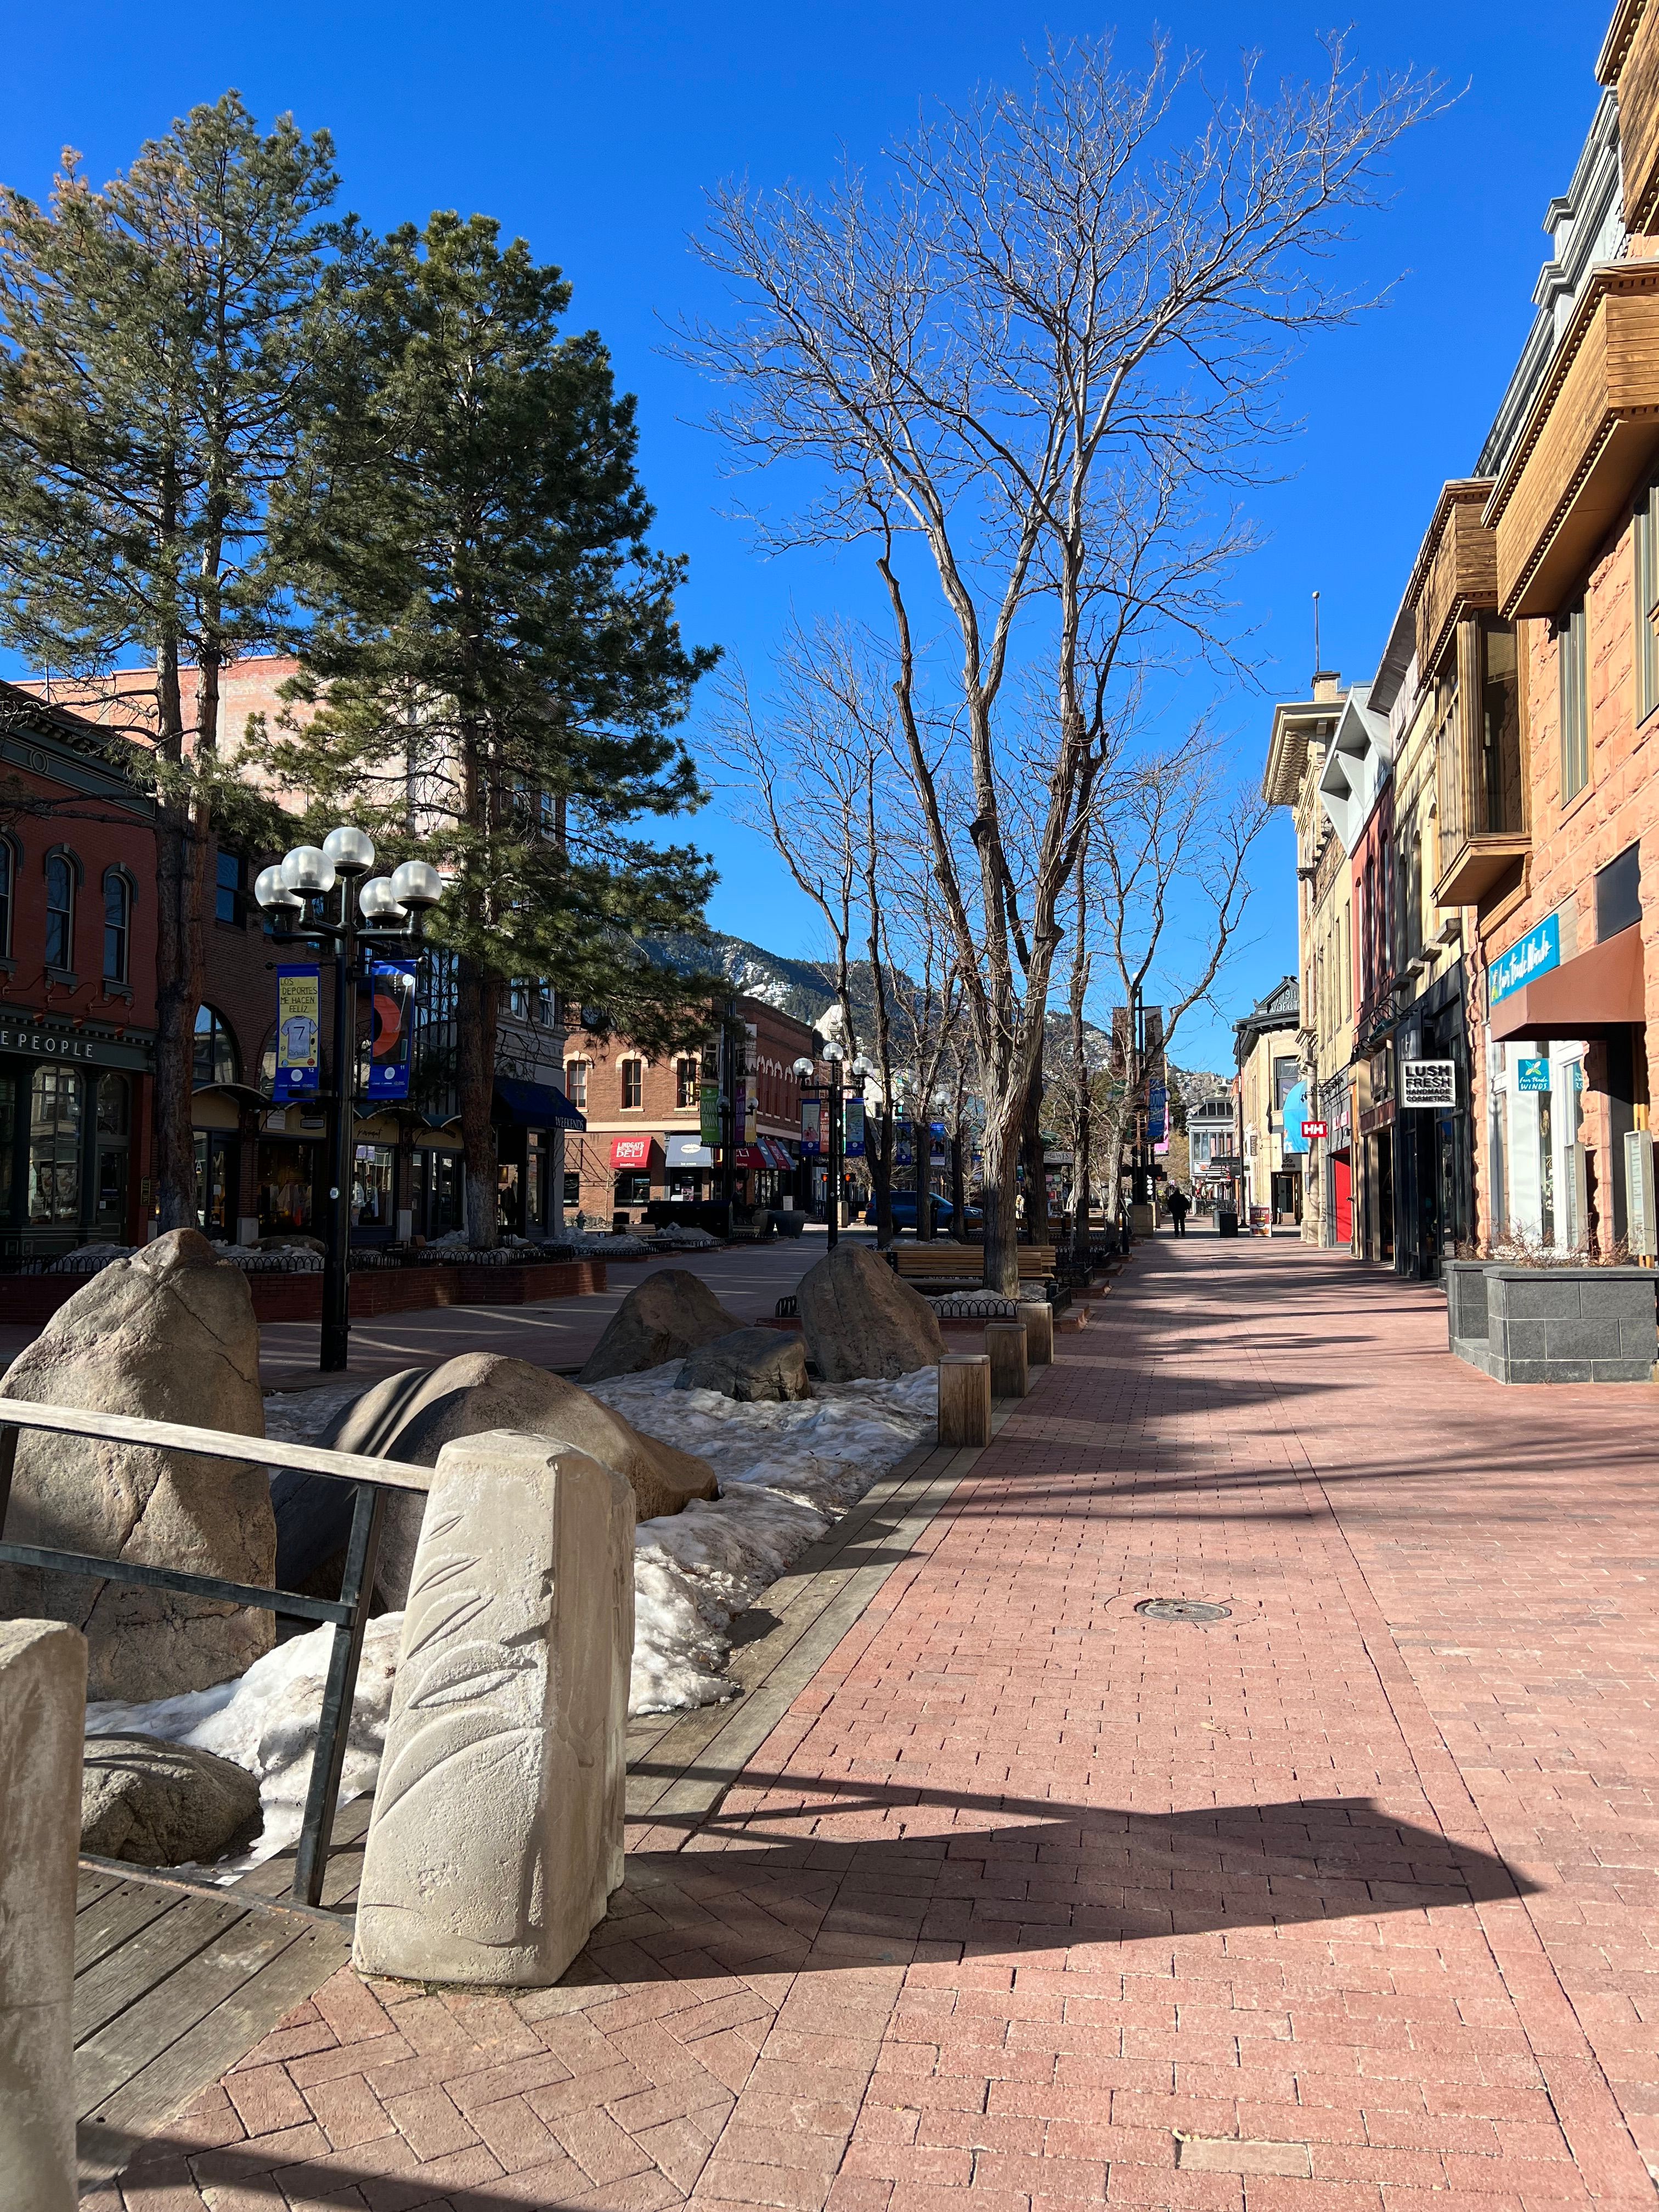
[1447,1261,1656,1383]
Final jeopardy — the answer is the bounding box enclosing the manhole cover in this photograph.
[1136,1597,1232,1624]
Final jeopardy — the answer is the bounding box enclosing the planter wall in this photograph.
[0,1257,605,1330]
[1448,1262,1656,1383]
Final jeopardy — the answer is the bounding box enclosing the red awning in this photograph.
[610,1133,656,1170]
[733,1144,766,1169]
[1490,924,1645,1042]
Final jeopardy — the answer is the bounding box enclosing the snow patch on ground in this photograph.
[588,1361,937,1713]
[89,1360,936,1869]
[84,1614,404,1875]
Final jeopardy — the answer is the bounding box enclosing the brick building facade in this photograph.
[564,994,820,1226]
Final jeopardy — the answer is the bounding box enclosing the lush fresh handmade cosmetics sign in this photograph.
[1488,915,1560,1007]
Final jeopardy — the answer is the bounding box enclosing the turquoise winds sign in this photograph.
[1489,915,1560,1007]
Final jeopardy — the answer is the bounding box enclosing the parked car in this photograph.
[861,1194,984,1232]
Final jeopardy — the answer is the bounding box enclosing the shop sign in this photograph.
[366,960,416,1100]
[610,1135,652,1170]
[844,1097,865,1157]
[0,1016,153,1071]
[1300,1119,1328,1140]
[699,1081,723,1148]
[274,966,320,1101]
[1517,1058,1551,1093]
[1489,915,1560,1007]
[664,1133,713,1168]
[1400,1059,1456,1108]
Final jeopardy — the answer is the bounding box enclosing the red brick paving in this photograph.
[100,1237,1659,2210]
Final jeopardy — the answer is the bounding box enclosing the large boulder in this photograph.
[278,1352,718,1606]
[676,1328,812,1403]
[81,1734,262,1866]
[0,1230,272,1701]
[798,1244,946,1383]
[578,1268,746,1384]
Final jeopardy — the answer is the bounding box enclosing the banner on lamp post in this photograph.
[800,1097,823,1155]
[274,966,321,1102]
[844,1097,866,1157]
[699,1081,723,1148]
[366,960,416,1101]
[743,1087,757,1144]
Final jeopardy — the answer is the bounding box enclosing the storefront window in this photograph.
[351,1144,396,1228]
[194,1129,235,1238]
[496,1159,521,1234]
[412,1148,462,1236]
[95,1074,129,1234]
[28,1066,82,1223]
[0,1074,15,1220]
[616,1171,651,1206]
[259,1140,317,1234]
[525,1131,548,1229]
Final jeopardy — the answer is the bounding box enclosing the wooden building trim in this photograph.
[1482,262,1659,617]
[1602,0,1659,234]
[1406,480,1499,678]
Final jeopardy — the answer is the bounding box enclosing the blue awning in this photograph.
[494,1076,585,1130]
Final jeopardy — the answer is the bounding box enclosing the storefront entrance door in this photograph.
[1333,1154,1352,1246]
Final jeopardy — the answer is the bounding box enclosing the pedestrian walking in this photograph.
[1168,1186,1190,1237]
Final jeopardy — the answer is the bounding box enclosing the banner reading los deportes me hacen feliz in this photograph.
[275,966,320,1101]
[367,960,417,1101]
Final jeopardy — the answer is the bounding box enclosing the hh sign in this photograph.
[1300,1119,1328,1141]
[1400,1059,1456,1108]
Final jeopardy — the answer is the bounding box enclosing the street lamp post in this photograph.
[256,832,444,1373]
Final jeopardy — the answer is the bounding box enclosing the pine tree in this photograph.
[0,94,339,1226]
[262,212,718,1245]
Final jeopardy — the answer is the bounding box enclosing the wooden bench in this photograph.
[890,1245,1057,1288]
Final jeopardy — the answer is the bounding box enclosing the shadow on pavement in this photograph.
[592,1773,1533,1984]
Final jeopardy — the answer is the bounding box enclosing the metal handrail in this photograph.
[0,1396,431,1911]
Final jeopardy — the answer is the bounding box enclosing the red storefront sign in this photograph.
[1300,1119,1328,1141]
[610,1135,652,1169]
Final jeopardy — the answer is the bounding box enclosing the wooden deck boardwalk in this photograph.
[73,1356,1059,2192]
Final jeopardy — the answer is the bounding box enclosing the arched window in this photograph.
[0,837,15,957]
[45,853,75,970]
[193,1005,240,1088]
[103,871,131,983]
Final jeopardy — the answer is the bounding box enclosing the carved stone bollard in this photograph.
[984,1321,1030,1399]
[353,1431,634,1988]
[1018,1300,1055,1367]
[0,1619,87,2212]
[937,1353,991,1447]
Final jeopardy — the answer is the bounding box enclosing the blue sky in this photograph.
[0,1,1611,1070]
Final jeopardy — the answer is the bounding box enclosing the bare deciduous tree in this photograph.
[681,33,1438,1289]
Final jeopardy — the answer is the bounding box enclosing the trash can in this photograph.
[1215,1207,1239,1238]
